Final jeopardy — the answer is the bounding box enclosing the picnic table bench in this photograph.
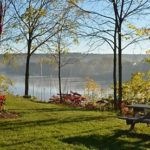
[119,104,150,131]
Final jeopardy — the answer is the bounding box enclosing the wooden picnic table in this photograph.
[119,104,150,131]
[127,104,150,116]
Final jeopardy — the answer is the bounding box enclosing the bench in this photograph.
[119,116,150,131]
[119,105,150,131]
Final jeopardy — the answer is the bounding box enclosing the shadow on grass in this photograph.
[8,107,93,113]
[0,137,44,147]
[8,107,116,118]
[0,114,116,131]
[8,108,81,112]
[62,130,150,150]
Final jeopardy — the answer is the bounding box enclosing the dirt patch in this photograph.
[0,111,19,119]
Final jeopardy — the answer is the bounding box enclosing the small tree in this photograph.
[47,34,79,102]
[0,73,13,93]
[84,77,105,102]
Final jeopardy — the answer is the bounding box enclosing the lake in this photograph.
[9,76,113,102]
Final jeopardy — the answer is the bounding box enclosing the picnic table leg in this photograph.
[129,122,135,131]
[147,123,150,127]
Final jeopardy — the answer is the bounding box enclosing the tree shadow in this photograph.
[62,130,150,150]
[8,106,115,113]
[0,114,116,131]
[0,137,44,148]
[8,107,87,113]
[7,107,87,116]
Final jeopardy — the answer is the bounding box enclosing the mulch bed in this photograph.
[0,111,19,119]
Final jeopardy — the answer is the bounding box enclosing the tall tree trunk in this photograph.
[112,0,118,110]
[118,26,122,113]
[113,22,117,110]
[58,50,62,103]
[58,36,62,103]
[25,39,31,97]
[113,41,117,109]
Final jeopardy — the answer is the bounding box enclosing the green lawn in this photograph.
[0,95,150,150]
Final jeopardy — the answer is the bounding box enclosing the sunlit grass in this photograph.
[0,94,150,150]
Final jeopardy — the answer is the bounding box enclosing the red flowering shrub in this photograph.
[120,102,132,116]
[0,93,6,111]
[49,91,86,106]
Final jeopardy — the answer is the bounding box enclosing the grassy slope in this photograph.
[0,95,150,150]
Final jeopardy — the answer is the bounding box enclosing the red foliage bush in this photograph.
[120,102,132,116]
[0,93,6,111]
[49,91,86,106]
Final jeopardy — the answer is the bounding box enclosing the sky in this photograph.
[69,0,150,54]
[70,38,150,54]
[3,0,150,55]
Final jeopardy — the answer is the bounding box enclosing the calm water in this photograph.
[9,76,113,102]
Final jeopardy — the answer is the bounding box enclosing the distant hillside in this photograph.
[0,53,149,82]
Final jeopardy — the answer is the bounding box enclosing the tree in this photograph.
[39,2,81,102]
[111,0,149,111]
[0,0,22,73]
[69,0,150,111]
[46,31,79,102]
[127,25,150,63]
[84,76,101,101]
[10,0,75,97]
[0,0,16,49]
[51,33,70,103]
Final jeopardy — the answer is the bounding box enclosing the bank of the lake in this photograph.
[0,95,150,150]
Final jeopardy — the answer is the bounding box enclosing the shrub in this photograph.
[0,93,6,111]
[110,71,150,104]
[0,73,13,93]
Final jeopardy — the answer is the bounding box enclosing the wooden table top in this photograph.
[126,104,150,109]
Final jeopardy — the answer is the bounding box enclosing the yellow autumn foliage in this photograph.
[0,73,14,93]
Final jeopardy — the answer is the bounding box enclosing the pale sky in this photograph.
[68,0,150,54]
[5,0,150,55]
